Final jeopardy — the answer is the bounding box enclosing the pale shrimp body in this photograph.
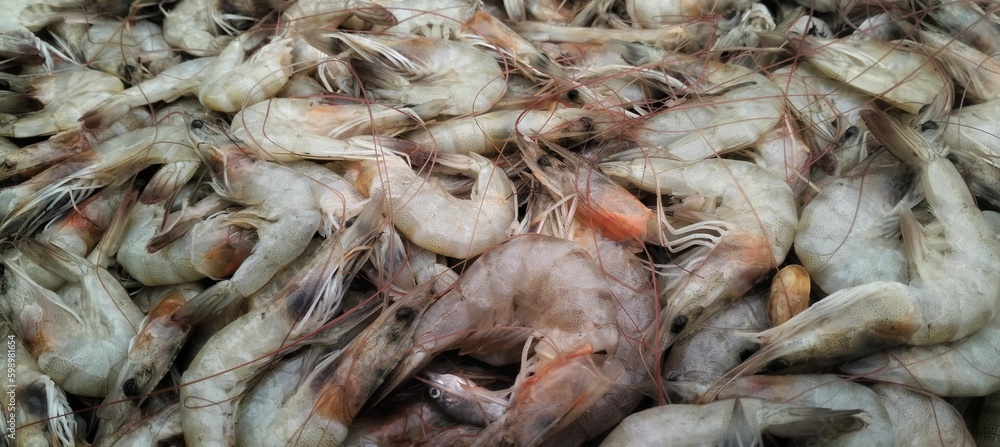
[723,110,1000,378]
[0,239,144,397]
[612,55,785,162]
[176,122,368,318]
[789,34,951,118]
[385,235,621,446]
[941,99,1000,208]
[917,25,1000,104]
[102,402,182,447]
[871,384,975,446]
[840,306,1000,397]
[96,284,201,443]
[3,325,76,447]
[80,19,180,84]
[80,57,215,130]
[308,31,506,116]
[921,0,1000,57]
[403,107,594,156]
[351,151,517,259]
[162,0,233,56]
[599,397,864,447]
[751,113,812,199]
[179,199,383,446]
[598,156,797,347]
[979,391,1000,447]
[794,149,917,294]
[198,34,294,113]
[0,67,124,137]
[702,375,895,447]
[625,0,747,27]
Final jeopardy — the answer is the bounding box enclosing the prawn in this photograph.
[178,197,383,446]
[871,383,975,446]
[941,98,1000,209]
[718,109,1000,380]
[2,324,76,447]
[306,31,506,116]
[0,67,124,138]
[198,32,294,113]
[599,397,864,447]
[380,234,622,446]
[598,156,797,350]
[79,19,180,84]
[794,149,919,295]
[173,119,368,319]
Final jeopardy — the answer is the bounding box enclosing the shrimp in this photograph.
[918,0,1000,57]
[787,33,952,120]
[457,10,569,82]
[2,325,76,447]
[598,156,797,349]
[97,283,202,440]
[100,401,183,447]
[229,97,443,160]
[871,384,975,446]
[663,291,768,384]
[624,0,752,27]
[915,24,1000,104]
[79,19,180,84]
[306,31,506,116]
[403,106,594,157]
[178,198,383,446]
[380,235,622,446]
[173,119,368,319]
[79,57,215,130]
[839,308,1000,397]
[198,33,294,112]
[161,0,255,56]
[344,394,461,446]
[941,98,1000,208]
[599,397,864,447]
[720,109,1000,378]
[751,113,813,199]
[0,238,144,397]
[348,151,517,259]
[794,149,918,294]
[504,0,612,24]
[237,276,443,447]
[608,54,785,162]
[699,374,896,447]
[0,67,124,138]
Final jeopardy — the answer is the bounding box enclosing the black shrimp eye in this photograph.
[122,378,141,398]
[0,79,9,90]
[843,125,859,142]
[429,387,442,399]
[566,89,580,102]
[767,358,790,371]
[739,349,757,362]
[537,156,552,167]
[190,119,205,130]
[921,121,939,132]
[395,306,414,322]
[670,315,688,334]
[344,216,358,228]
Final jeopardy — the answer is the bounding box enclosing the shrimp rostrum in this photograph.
[720,109,1000,380]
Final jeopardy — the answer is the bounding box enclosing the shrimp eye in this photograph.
[670,316,688,333]
[739,348,757,362]
[767,358,789,371]
[842,126,859,143]
[566,89,580,102]
[344,216,357,228]
[429,387,442,399]
[921,121,939,132]
[122,378,141,398]
[537,156,552,167]
[0,79,9,90]
[190,119,205,130]
[395,306,414,322]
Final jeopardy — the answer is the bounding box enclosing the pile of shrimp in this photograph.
[3,0,1000,445]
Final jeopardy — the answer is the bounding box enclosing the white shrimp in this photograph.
[0,67,124,138]
[2,325,77,447]
[0,238,144,397]
[719,109,1000,379]
[348,151,518,259]
[751,113,813,199]
[198,33,293,113]
[173,120,368,319]
[871,384,975,446]
[598,156,797,349]
[916,24,1000,104]
[941,99,1000,209]
[794,149,919,294]
[80,19,180,84]
[161,0,238,56]
[179,199,383,446]
[600,397,864,447]
[379,235,622,446]
[307,31,506,116]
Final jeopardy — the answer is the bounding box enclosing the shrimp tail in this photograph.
[15,238,90,282]
[763,406,867,439]
[0,92,44,114]
[169,280,234,325]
